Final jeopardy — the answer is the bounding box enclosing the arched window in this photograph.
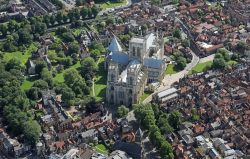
[111,74,115,81]
[129,89,132,94]
[130,77,133,85]
[137,47,141,57]
[133,47,136,56]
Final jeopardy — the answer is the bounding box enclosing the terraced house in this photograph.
[106,33,166,106]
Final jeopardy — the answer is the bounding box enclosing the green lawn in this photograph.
[97,0,127,9]
[93,57,107,101]
[140,91,153,103]
[3,43,38,64]
[95,144,109,155]
[21,79,34,91]
[21,76,39,91]
[189,61,213,75]
[53,61,81,83]
[165,64,178,75]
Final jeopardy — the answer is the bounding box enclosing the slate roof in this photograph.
[108,51,129,65]
[108,36,123,52]
[143,58,163,69]
[113,141,142,159]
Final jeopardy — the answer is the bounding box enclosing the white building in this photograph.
[106,33,166,106]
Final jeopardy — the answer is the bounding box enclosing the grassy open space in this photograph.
[53,61,81,83]
[3,43,38,64]
[21,76,39,91]
[189,61,213,74]
[21,79,34,91]
[97,0,127,9]
[165,64,178,75]
[93,57,107,101]
[95,144,109,155]
[140,91,153,103]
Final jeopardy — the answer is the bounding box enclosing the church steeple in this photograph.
[108,36,123,52]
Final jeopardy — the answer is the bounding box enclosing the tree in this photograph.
[173,28,181,39]
[80,57,98,80]
[41,68,54,87]
[62,32,75,42]
[217,48,230,61]
[106,16,115,25]
[5,58,24,71]
[80,7,88,19]
[236,41,247,53]
[62,87,75,106]
[8,20,19,33]
[64,69,81,86]
[35,61,47,75]
[68,10,76,22]
[212,58,226,69]
[63,14,69,23]
[60,57,73,67]
[56,11,64,24]
[158,114,173,134]
[159,142,174,159]
[90,49,100,60]
[168,111,181,130]
[33,80,49,90]
[176,56,187,70]
[50,15,56,26]
[92,5,99,17]
[117,105,129,117]
[172,0,179,5]
[23,120,41,145]
[68,42,80,55]
[56,26,68,35]
[151,0,161,5]
[76,0,84,6]
[89,42,106,53]
[31,22,47,35]
[0,23,8,37]
[191,108,200,121]
[27,87,41,100]
[181,39,190,48]
[18,29,33,45]
[43,15,50,26]
[87,8,92,18]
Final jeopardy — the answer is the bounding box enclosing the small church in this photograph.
[105,33,166,106]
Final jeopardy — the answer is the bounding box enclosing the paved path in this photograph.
[143,53,214,104]
[199,54,215,63]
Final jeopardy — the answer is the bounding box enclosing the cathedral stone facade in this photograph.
[106,33,166,106]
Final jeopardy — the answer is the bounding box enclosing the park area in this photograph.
[94,144,109,155]
[165,64,178,75]
[92,57,107,101]
[189,61,213,74]
[97,0,127,9]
